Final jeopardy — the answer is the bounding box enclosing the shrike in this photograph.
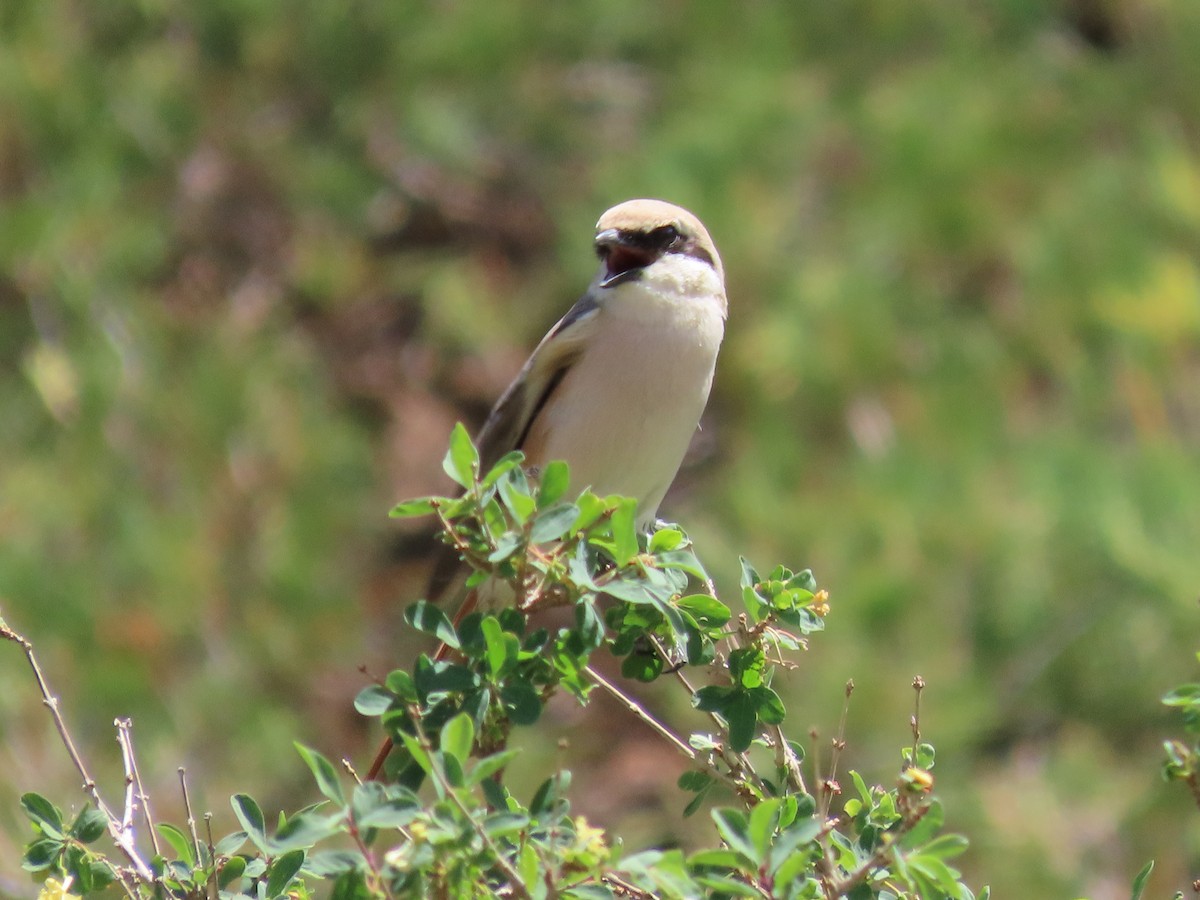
[480,198,725,522]
[429,198,727,601]
[369,200,725,779]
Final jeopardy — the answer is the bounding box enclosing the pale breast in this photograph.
[522,278,724,525]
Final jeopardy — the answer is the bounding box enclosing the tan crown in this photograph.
[595,199,724,284]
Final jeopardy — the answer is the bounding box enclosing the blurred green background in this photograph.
[2,0,1199,895]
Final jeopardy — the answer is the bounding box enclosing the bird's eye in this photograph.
[650,224,683,249]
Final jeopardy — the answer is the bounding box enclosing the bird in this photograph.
[429,197,727,603]
[367,199,726,780]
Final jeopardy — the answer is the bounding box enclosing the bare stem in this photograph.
[583,665,695,761]
[909,675,925,769]
[0,619,154,883]
[178,768,204,870]
[115,718,159,857]
[821,680,854,820]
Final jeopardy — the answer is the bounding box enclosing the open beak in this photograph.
[596,228,656,288]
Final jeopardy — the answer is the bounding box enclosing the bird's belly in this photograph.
[524,328,718,524]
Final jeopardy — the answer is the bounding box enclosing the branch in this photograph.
[0,618,155,883]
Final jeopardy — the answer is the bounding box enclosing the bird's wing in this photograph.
[425,291,602,604]
[476,292,599,470]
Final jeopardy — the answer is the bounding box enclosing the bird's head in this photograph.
[593,199,724,291]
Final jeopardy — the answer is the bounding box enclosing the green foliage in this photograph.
[16,448,981,899]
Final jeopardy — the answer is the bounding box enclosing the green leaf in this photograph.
[388,497,438,518]
[537,459,570,506]
[648,527,683,553]
[274,810,342,850]
[482,450,526,488]
[1130,859,1154,900]
[385,670,419,702]
[354,684,395,716]
[921,833,969,860]
[749,686,786,724]
[483,812,531,837]
[768,817,821,872]
[443,422,479,488]
[499,467,536,522]
[265,848,306,898]
[688,848,745,868]
[218,855,246,889]
[481,616,518,676]
[693,874,761,896]
[610,497,639,566]
[747,798,780,859]
[729,647,765,688]
[295,743,345,805]
[441,712,475,764]
[20,793,64,839]
[215,831,247,856]
[397,732,432,778]
[230,794,269,852]
[70,807,108,844]
[693,684,735,713]
[502,680,542,725]
[157,822,195,865]
[404,601,459,648]
[711,807,759,866]
[529,772,570,818]
[22,838,62,872]
[676,594,731,628]
[351,782,421,829]
[621,652,663,682]
[726,695,758,753]
[1162,685,1200,706]
[655,550,709,579]
[738,557,760,588]
[530,502,581,542]
[562,886,615,900]
[572,491,609,531]
[468,749,521,785]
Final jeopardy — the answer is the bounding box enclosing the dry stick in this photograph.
[113,720,139,836]
[115,718,160,858]
[203,814,220,900]
[0,620,154,884]
[602,872,659,899]
[583,665,694,760]
[582,665,756,802]
[820,680,854,821]
[909,675,925,769]
[645,634,761,791]
[178,769,204,872]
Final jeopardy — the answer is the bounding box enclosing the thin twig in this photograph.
[909,675,925,769]
[821,680,854,820]
[583,666,695,760]
[0,619,154,883]
[114,719,138,834]
[342,757,365,786]
[602,872,657,899]
[203,814,219,900]
[644,634,761,790]
[115,718,159,858]
[178,768,204,870]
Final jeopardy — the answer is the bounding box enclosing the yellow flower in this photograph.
[37,878,80,900]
